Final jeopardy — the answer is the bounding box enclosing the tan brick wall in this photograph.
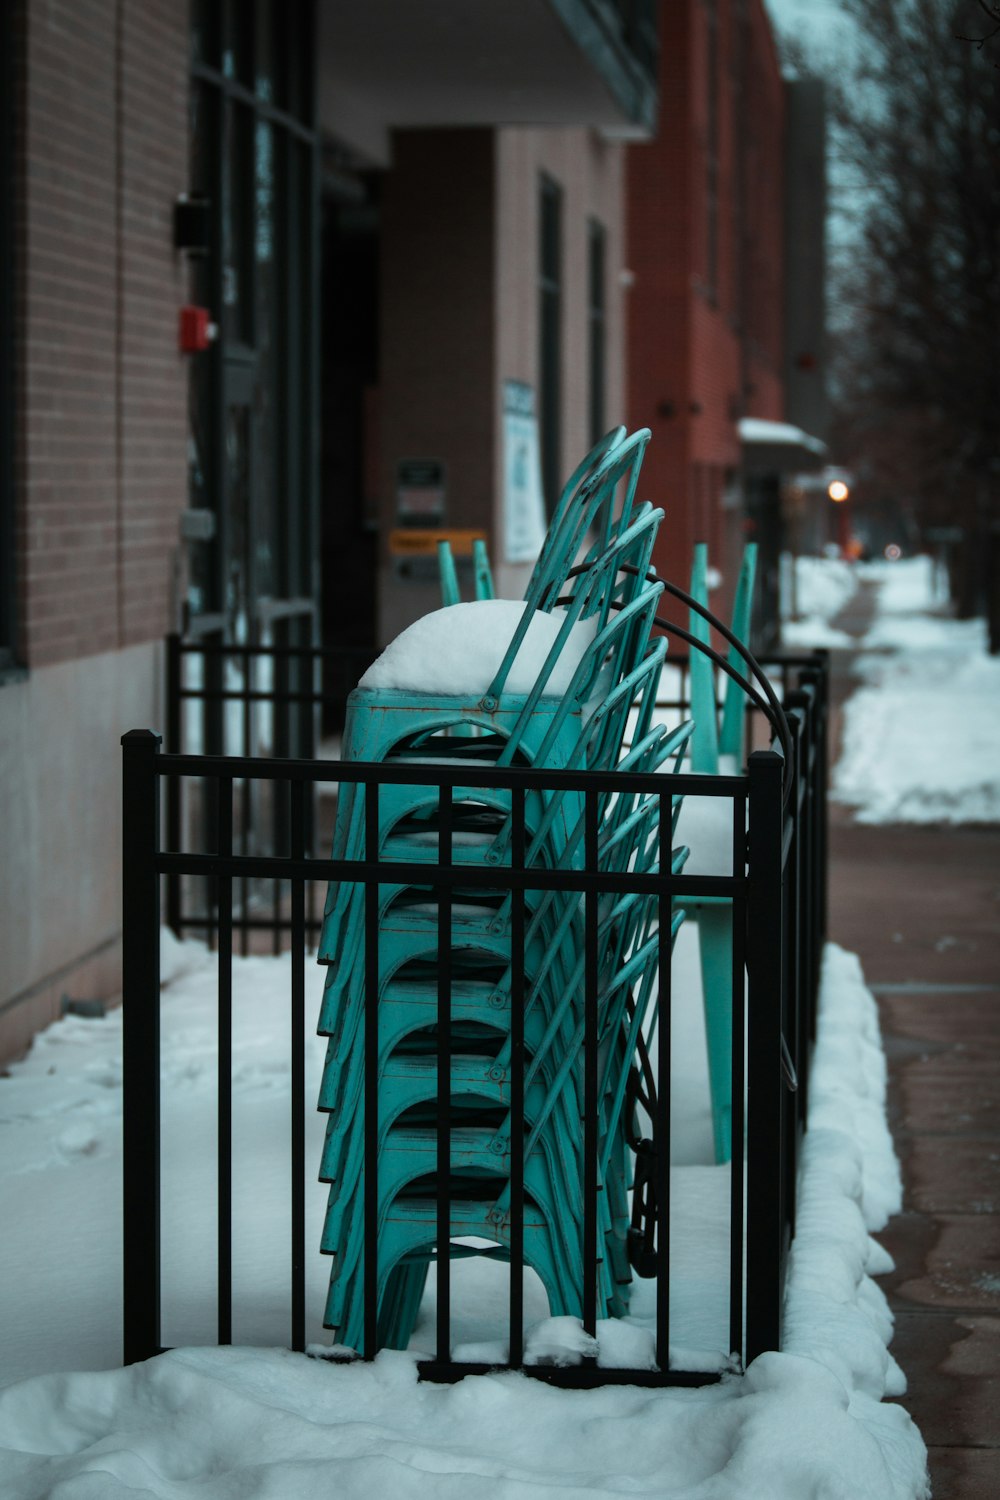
[18,0,187,669]
[377,125,625,633]
[494,125,625,584]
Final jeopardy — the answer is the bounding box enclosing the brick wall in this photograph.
[626,0,786,621]
[17,0,187,670]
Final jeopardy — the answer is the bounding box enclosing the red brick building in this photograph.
[626,0,825,635]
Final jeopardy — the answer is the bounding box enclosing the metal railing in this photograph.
[121,675,826,1384]
[163,631,378,949]
[161,631,828,958]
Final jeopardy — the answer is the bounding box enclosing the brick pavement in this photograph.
[826,583,1000,1499]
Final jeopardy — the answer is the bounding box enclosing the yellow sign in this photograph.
[389,528,486,558]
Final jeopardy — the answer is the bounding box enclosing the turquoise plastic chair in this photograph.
[684,541,758,1164]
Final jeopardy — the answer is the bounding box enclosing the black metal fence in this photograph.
[162,629,828,959]
[163,632,377,949]
[122,661,827,1385]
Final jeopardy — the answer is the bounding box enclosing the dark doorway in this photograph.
[185,0,319,745]
[319,169,380,732]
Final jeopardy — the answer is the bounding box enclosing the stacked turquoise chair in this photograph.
[436,537,495,606]
[316,429,692,1353]
[683,541,758,1164]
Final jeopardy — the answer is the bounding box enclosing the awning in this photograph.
[738,418,827,475]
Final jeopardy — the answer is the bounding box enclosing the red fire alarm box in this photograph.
[178,305,215,353]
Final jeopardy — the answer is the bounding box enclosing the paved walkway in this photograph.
[826,584,1000,1499]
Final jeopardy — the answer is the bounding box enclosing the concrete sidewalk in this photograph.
[826,585,1000,1499]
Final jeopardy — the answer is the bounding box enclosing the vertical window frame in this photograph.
[187,0,319,639]
[587,218,606,447]
[538,173,563,515]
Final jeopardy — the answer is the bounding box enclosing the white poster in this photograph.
[503,380,547,564]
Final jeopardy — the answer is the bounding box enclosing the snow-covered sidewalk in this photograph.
[2,554,959,1498]
[834,558,1000,824]
[0,937,928,1497]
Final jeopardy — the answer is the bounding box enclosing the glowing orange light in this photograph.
[827,480,849,503]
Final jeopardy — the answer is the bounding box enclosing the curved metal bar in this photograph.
[556,576,794,798]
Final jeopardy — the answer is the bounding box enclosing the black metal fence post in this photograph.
[165,635,182,935]
[745,749,785,1364]
[121,729,163,1365]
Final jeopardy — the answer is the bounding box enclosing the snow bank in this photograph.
[834,614,1000,824]
[780,554,857,648]
[856,555,943,617]
[0,941,929,1498]
[360,601,598,697]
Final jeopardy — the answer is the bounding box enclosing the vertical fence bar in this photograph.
[240,647,252,957]
[363,780,380,1359]
[217,776,234,1345]
[165,636,182,936]
[272,633,289,957]
[783,706,805,1236]
[745,750,784,1362]
[729,789,747,1363]
[655,789,672,1369]
[290,778,306,1352]
[583,791,599,1340]
[121,730,163,1365]
[508,786,526,1368]
[787,690,812,1134]
[436,784,453,1364]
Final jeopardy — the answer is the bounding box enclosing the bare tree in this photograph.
[824,1,1000,643]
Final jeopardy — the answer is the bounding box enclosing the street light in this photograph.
[827,478,851,554]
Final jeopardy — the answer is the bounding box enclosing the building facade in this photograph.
[0,0,824,1056]
[0,0,659,1057]
[626,0,826,636]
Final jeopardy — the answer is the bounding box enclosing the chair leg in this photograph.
[696,904,734,1164]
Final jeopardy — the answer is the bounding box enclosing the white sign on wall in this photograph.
[502,380,547,564]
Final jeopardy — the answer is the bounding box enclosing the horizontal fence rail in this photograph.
[162,634,828,960]
[122,681,827,1384]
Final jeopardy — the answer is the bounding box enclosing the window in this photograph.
[538,175,562,513]
[587,220,606,445]
[187,0,318,644]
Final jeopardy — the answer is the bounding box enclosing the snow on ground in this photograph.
[0,932,928,1498]
[834,558,1000,824]
[780,553,857,648]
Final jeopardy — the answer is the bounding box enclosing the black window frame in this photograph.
[538,174,563,515]
[186,0,319,645]
[587,218,606,447]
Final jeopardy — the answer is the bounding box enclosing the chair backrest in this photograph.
[487,505,664,756]
[688,543,719,773]
[437,540,461,608]
[472,538,494,600]
[484,432,653,707]
[719,542,757,760]
[522,426,626,605]
[688,541,758,772]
